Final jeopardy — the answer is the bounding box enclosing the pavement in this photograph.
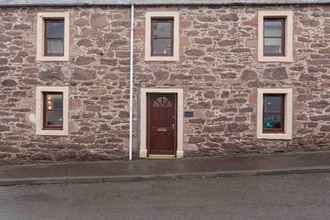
[1,151,330,186]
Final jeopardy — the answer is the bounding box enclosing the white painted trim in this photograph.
[257,88,293,140]
[139,88,184,159]
[145,11,180,62]
[36,12,70,62]
[36,86,69,136]
[258,11,294,62]
[129,4,135,161]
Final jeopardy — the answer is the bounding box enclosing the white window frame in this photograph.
[257,88,293,140]
[145,11,180,62]
[36,12,70,61]
[36,86,69,136]
[258,11,294,62]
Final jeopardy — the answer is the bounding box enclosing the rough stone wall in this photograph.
[133,5,330,156]
[1,5,330,163]
[0,7,131,162]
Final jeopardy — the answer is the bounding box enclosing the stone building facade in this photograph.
[0,1,330,163]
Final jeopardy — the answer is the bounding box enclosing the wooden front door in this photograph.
[147,93,177,155]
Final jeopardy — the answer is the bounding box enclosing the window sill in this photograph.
[145,56,179,62]
[258,56,293,63]
[36,129,68,136]
[257,133,292,140]
[36,56,69,62]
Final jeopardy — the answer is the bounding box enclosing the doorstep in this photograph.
[148,154,176,159]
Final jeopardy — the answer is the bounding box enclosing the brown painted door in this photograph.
[147,93,177,155]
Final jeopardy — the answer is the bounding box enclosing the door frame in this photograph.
[139,88,184,158]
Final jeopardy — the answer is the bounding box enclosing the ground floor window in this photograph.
[263,94,285,133]
[43,92,63,130]
[257,88,293,140]
[36,87,69,136]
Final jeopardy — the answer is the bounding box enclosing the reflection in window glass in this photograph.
[43,92,63,129]
[263,94,285,133]
[45,19,64,56]
[151,18,174,56]
[263,18,285,56]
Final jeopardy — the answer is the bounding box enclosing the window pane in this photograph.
[263,95,284,132]
[152,38,173,56]
[46,39,64,56]
[263,18,285,56]
[264,19,284,37]
[46,20,64,38]
[152,19,173,38]
[263,114,283,129]
[44,93,63,129]
[45,19,64,56]
[264,38,283,56]
[264,95,283,113]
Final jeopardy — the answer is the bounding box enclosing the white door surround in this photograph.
[139,88,184,158]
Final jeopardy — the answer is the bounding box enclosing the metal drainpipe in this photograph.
[129,3,135,160]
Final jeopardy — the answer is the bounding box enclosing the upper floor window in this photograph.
[263,18,285,57]
[151,18,174,57]
[44,19,65,57]
[37,12,69,61]
[258,11,293,62]
[145,12,179,61]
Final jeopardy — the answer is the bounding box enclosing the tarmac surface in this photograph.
[0,172,330,220]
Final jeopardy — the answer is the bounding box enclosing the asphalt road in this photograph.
[0,173,330,220]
